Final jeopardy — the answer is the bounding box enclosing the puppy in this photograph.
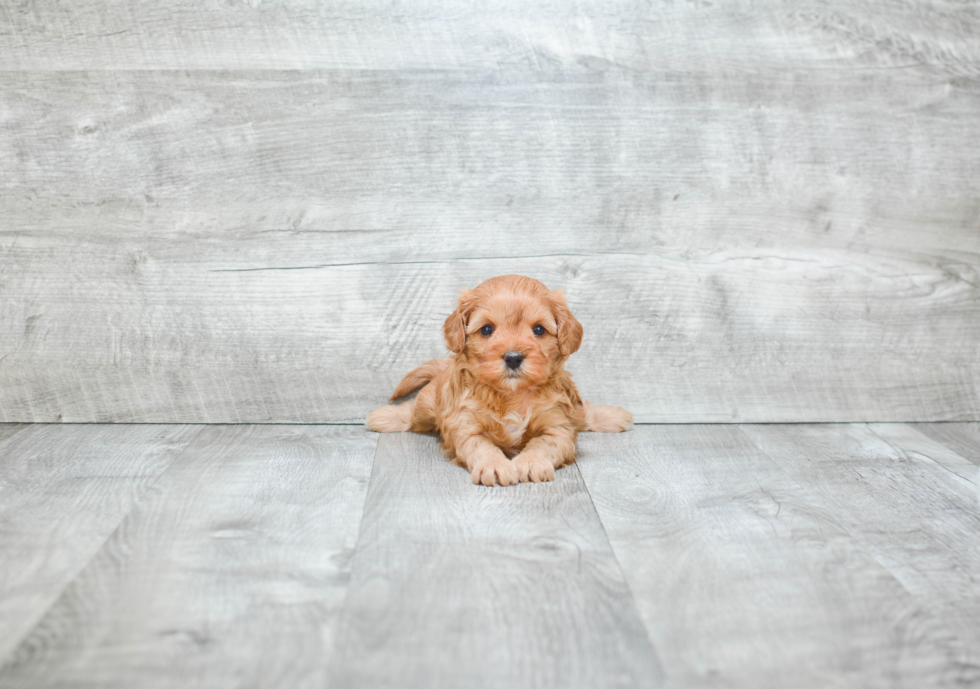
[366,275,633,486]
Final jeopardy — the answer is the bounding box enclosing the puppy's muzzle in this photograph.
[503,351,525,370]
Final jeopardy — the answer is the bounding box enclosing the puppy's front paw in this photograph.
[470,455,520,487]
[513,452,555,483]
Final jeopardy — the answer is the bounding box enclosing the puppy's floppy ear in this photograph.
[443,289,476,354]
[549,290,583,357]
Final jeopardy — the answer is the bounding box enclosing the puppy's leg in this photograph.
[367,381,440,433]
[456,434,520,487]
[582,401,633,432]
[366,402,413,432]
[513,427,577,483]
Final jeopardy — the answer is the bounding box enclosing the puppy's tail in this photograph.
[390,359,449,400]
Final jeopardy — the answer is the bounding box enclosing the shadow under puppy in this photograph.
[367,275,632,486]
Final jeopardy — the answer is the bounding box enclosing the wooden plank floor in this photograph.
[0,423,977,688]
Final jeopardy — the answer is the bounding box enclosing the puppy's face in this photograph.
[444,275,583,392]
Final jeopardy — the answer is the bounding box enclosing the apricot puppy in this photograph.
[366,275,633,486]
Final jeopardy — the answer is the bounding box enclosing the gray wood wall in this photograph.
[2,1,978,423]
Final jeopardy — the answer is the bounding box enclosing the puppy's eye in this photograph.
[532,324,546,337]
[480,324,494,337]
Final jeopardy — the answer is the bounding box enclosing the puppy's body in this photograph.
[367,275,632,486]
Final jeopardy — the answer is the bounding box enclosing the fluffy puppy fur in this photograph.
[366,275,633,486]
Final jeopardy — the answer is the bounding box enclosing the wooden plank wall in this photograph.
[1,1,978,423]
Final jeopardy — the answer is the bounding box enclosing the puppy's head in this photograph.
[444,275,583,391]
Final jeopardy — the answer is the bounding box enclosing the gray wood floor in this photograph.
[0,422,977,688]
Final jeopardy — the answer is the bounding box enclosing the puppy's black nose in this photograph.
[504,351,525,370]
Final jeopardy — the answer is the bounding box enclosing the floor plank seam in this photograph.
[321,428,383,673]
[729,424,936,608]
[734,423,980,648]
[0,424,211,672]
[574,462,668,678]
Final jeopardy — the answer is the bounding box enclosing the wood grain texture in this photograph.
[2,231,978,423]
[2,4,980,424]
[0,423,977,686]
[329,431,663,689]
[0,424,29,445]
[4,70,980,246]
[2,64,979,424]
[2,0,979,72]
[739,423,980,678]
[0,424,200,662]
[576,424,977,688]
[912,423,980,466]
[868,422,978,486]
[0,425,376,688]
